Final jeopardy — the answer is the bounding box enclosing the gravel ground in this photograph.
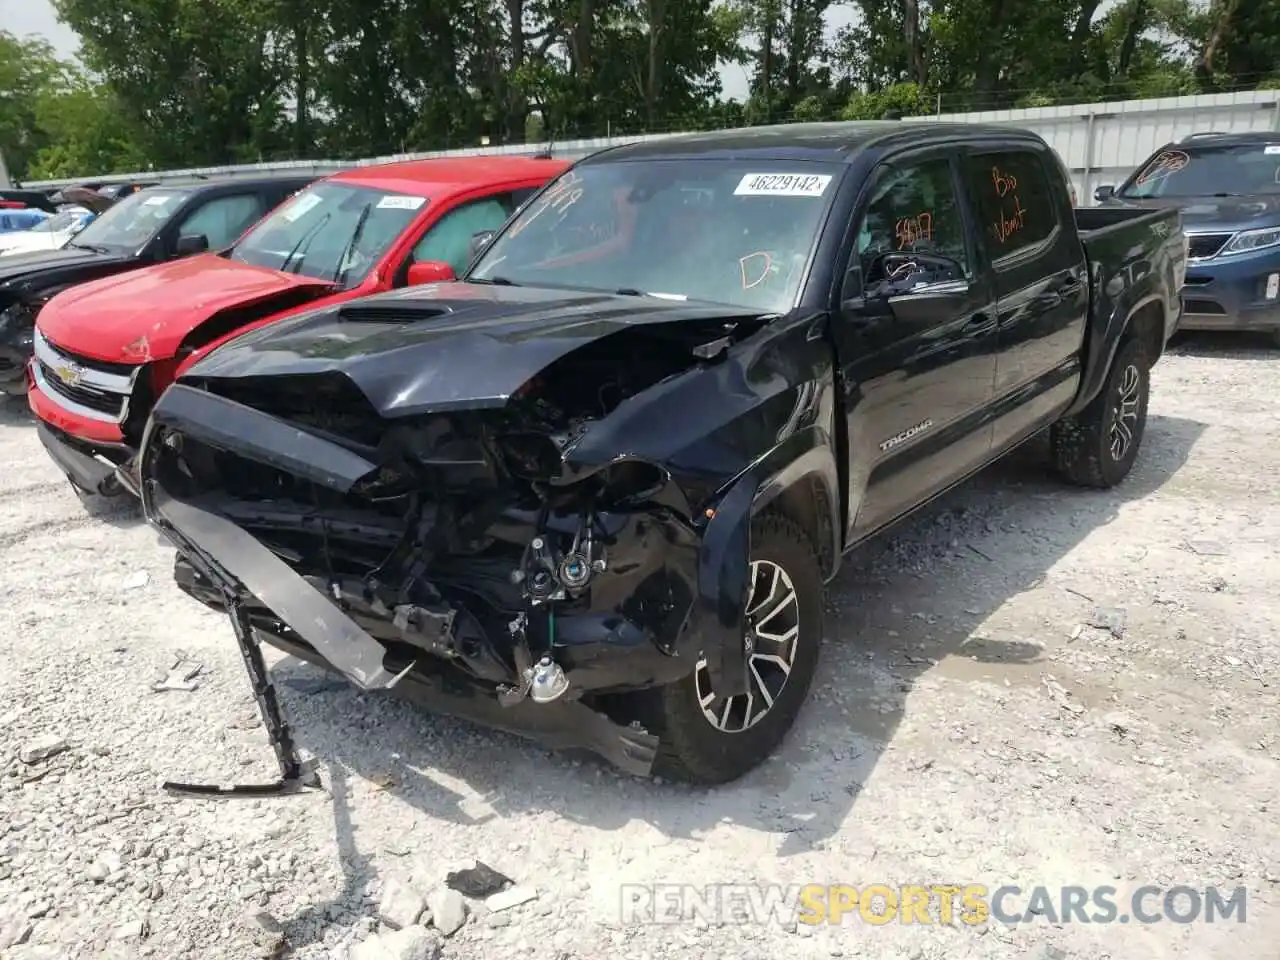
[2,332,1278,960]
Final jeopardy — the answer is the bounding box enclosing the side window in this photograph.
[844,157,969,299]
[409,193,516,275]
[966,151,1059,258]
[174,193,267,250]
[510,187,540,209]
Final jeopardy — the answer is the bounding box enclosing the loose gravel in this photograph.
[2,332,1278,959]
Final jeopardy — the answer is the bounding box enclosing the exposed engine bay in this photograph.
[141,306,781,790]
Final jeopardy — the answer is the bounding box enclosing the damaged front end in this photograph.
[139,308,771,790]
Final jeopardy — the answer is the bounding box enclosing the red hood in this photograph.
[36,254,336,363]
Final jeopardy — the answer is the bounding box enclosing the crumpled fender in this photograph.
[695,473,760,699]
[693,424,842,699]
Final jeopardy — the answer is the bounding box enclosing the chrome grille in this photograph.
[1185,233,1233,261]
[32,329,139,423]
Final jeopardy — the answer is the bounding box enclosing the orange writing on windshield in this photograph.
[1135,150,1189,185]
[895,212,933,249]
[990,166,1028,244]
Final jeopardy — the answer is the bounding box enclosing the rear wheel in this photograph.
[1050,336,1150,488]
[625,513,823,784]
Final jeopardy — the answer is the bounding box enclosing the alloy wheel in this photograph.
[694,559,801,733]
[1109,363,1142,461]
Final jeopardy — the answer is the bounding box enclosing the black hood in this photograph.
[181,281,774,418]
[0,246,134,297]
[1106,193,1280,232]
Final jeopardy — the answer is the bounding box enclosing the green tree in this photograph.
[0,31,74,177]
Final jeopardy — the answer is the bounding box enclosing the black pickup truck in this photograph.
[139,121,1185,794]
[0,175,314,395]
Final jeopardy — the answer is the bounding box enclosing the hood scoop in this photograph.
[338,302,456,324]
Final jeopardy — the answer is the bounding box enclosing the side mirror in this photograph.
[865,251,965,299]
[468,230,496,262]
[1094,185,1115,203]
[407,260,456,286]
[175,233,209,255]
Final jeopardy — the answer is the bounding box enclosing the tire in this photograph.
[1050,335,1150,488]
[624,512,823,785]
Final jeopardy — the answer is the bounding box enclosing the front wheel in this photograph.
[1050,336,1150,488]
[624,513,823,785]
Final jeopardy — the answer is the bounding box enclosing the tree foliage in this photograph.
[0,0,1275,181]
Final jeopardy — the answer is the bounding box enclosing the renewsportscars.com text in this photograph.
[619,883,1248,927]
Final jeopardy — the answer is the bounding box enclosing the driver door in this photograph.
[831,151,1000,541]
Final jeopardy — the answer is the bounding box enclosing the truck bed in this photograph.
[1072,203,1185,396]
[1074,205,1174,239]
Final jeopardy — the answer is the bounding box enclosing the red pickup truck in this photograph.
[29,155,570,498]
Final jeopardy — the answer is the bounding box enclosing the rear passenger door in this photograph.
[961,147,1089,450]
[831,150,1000,541]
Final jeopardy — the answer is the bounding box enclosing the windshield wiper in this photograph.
[468,276,519,286]
[280,212,332,274]
[66,241,110,253]
[331,203,373,286]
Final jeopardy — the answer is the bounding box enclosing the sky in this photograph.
[9,0,861,102]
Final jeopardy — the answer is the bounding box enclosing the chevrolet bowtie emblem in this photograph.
[52,361,84,388]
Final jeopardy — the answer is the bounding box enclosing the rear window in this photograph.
[966,151,1060,257]
[1121,142,1280,198]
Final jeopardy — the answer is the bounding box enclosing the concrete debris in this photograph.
[485,884,539,912]
[1085,606,1126,638]
[87,850,122,882]
[151,652,204,692]
[377,878,429,929]
[0,918,33,950]
[427,888,467,936]
[113,919,150,940]
[122,570,150,590]
[18,734,67,764]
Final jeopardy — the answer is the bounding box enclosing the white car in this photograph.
[0,207,95,256]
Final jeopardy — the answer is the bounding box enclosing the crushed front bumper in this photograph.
[139,388,669,785]
[138,376,778,785]
[173,556,660,776]
[153,489,661,781]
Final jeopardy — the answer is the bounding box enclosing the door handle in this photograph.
[962,312,992,330]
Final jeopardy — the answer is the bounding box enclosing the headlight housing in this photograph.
[1221,226,1280,256]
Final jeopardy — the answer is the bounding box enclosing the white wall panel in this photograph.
[22,90,1280,203]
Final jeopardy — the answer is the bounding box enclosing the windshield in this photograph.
[30,209,88,234]
[1121,143,1280,198]
[71,189,187,251]
[230,181,428,286]
[468,160,843,311]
